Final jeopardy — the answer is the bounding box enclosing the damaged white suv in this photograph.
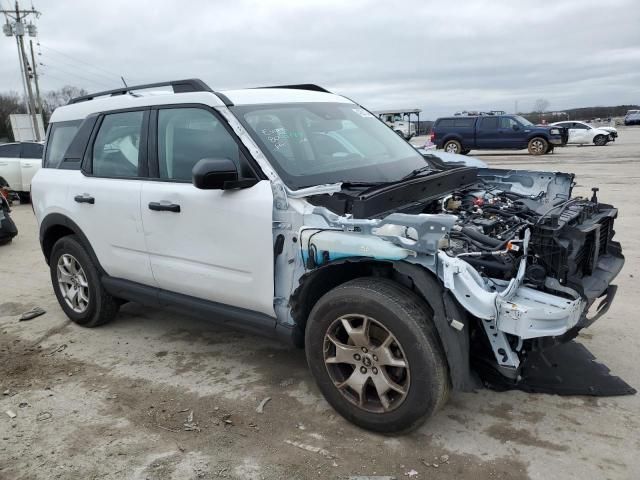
[32,79,624,433]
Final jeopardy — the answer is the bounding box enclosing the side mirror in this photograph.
[192,158,239,190]
[512,124,520,131]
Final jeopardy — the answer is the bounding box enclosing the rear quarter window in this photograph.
[453,118,475,127]
[20,143,43,159]
[436,119,455,128]
[0,144,21,158]
[44,121,82,168]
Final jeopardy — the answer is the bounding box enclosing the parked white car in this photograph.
[0,142,43,202]
[550,121,612,146]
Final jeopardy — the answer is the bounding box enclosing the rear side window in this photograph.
[480,117,499,129]
[0,144,21,158]
[453,118,475,127]
[20,143,43,159]
[44,121,81,168]
[157,108,239,181]
[92,111,144,178]
[436,119,455,128]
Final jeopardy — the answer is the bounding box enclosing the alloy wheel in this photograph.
[323,314,410,413]
[530,139,545,154]
[57,253,90,313]
[445,142,459,153]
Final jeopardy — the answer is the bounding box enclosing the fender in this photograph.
[290,257,480,392]
[39,212,105,274]
[440,133,464,148]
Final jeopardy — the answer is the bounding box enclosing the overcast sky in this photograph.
[1,0,639,118]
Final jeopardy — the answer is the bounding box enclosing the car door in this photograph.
[498,117,524,148]
[19,142,43,193]
[70,109,155,286]
[140,106,275,317]
[0,144,22,191]
[553,122,572,143]
[475,116,500,148]
[565,122,588,144]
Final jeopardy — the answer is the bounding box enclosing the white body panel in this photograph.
[33,169,155,285]
[139,180,275,316]
[0,156,21,190]
[18,158,41,192]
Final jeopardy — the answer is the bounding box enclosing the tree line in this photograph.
[0,86,87,142]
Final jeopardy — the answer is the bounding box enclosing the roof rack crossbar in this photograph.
[68,78,213,104]
[255,84,331,93]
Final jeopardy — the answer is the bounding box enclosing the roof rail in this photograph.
[255,84,331,93]
[67,78,213,104]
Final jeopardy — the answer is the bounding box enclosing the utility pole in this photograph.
[1,1,41,141]
[29,39,43,118]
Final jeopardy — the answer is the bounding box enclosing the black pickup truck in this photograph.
[431,114,568,155]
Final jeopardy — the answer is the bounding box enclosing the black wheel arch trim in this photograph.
[289,257,480,392]
[39,213,105,274]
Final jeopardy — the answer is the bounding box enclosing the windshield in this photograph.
[513,115,533,126]
[231,102,427,189]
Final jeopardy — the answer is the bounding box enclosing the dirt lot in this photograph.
[1,128,639,480]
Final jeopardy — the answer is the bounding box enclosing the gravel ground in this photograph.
[1,127,639,480]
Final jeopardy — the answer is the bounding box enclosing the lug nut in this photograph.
[360,366,367,374]
[354,353,361,361]
[372,355,378,362]
[372,367,378,375]
[361,347,368,353]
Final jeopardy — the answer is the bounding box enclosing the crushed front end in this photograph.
[302,166,624,381]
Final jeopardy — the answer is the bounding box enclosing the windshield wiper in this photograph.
[400,165,433,181]
[341,181,393,189]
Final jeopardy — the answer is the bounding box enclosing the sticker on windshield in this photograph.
[352,108,374,118]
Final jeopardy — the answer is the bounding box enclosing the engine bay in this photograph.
[428,182,619,295]
[312,166,619,299]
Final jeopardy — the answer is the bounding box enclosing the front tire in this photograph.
[594,134,608,146]
[50,235,119,327]
[305,278,449,433]
[443,140,462,154]
[528,137,548,155]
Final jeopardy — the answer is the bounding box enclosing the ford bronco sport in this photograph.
[32,79,624,433]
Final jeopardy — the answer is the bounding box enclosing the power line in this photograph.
[38,49,122,86]
[38,42,139,85]
[39,63,113,89]
[39,51,120,85]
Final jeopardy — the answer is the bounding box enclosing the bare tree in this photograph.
[42,85,88,115]
[533,98,550,113]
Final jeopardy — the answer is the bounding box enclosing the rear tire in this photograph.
[50,235,119,327]
[594,134,607,146]
[528,137,548,155]
[443,140,462,154]
[305,277,449,433]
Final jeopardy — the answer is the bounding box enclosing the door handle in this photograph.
[148,201,180,213]
[0,162,8,166]
[74,194,95,204]
[22,164,32,168]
